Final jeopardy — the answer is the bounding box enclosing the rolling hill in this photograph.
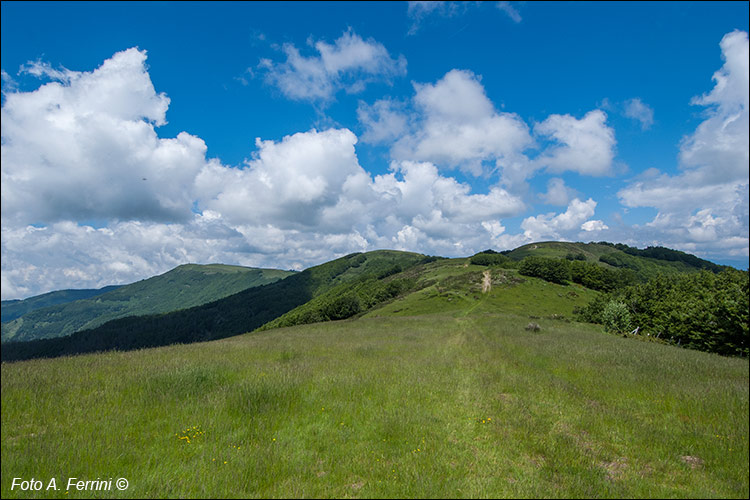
[504,241,728,280]
[0,250,429,361]
[258,256,599,332]
[1,285,122,323]
[1,264,294,343]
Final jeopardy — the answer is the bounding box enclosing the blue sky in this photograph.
[1,1,748,299]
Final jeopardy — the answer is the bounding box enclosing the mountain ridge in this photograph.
[1,263,294,343]
[2,242,743,362]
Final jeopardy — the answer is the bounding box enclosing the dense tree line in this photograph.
[469,252,513,267]
[517,256,650,292]
[518,256,572,285]
[576,269,749,356]
[568,260,637,292]
[597,241,727,273]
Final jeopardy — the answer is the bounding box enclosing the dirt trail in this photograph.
[482,269,492,293]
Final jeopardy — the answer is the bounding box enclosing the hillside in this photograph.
[3,242,744,363]
[1,285,122,323]
[2,243,747,497]
[0,251,428,361]
[1,264,294,343]
[505,241,728,280]
[259,256,600,332]
[2,309,747,498]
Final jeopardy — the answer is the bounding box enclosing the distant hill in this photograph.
[1,285,122,323]
[1,264,294,343]
[1,250,428,360]
[504,241,728,280]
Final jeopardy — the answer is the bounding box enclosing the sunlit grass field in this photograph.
[2,309,748,498]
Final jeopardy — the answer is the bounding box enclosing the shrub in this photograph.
[323,294,361,321]
[565,252,587,261]
[569,260,635,292]
[377,264,402,279]
[601,300,632,335]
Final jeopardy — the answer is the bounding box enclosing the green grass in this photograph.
[364,259,598,319]
[2,310,747,498]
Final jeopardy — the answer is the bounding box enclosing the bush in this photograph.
[377,264,402,279]
[599,253,630,268]
[565,252,587,261]
[323,293,361,321]
[601,300,632,335]
[569,260,635,292]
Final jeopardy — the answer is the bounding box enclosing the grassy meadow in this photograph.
[2,307,748,498]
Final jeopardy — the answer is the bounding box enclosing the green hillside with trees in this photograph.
[1,285,122,323]
[2,243,746,362]
[0,251,428,361]
[1,264,294,343]
[505,241,728,281]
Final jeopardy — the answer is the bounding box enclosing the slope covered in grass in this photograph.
[364,257,599,319]
[2,311,747,498]
[259,257,598,332]
[1,264,294,343]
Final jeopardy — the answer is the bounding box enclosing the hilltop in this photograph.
[504,241,728,279]
[0,250,428,361]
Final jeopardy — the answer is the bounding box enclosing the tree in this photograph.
[518,256,571,285]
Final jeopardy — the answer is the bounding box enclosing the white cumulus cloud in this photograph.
[521,198,599,241]
[540,177,578,206]
[623,97,654,130]
[1,48,208,225]
[533,110,616,176]
[360,69,615,194]
[390,69,534,177]
[618,30,749,260]
[259,29,406,103]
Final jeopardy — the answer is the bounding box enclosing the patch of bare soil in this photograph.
[601,457,628,481]
[680,455,704,469]
[482,269,492,293]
